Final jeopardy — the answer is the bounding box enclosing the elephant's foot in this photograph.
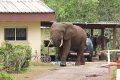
[75,62,85,66]
[75,63,80,66]
[80,61,85,65]
[60,62,66,67]
[75,62,81,66]
[60,64,66,67]
[80,62,85,65]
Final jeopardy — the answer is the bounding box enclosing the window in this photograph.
[4,28,15,40]
[4,28,27,40]
[16,28,26,40]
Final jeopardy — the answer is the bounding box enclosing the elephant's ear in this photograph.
[63,23,77,40]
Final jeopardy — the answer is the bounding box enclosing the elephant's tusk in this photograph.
[59,39,63,47]
[47,40,52,47]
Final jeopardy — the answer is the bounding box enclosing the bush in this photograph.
[0,72,14,80]
[0,48,4,63]
[0,42,32,73]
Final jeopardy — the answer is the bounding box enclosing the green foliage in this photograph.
[116,29,120,48]
[98,0,120,21]
[0,72,14,80]
[44,0,120,22]
[41,45,56,55]
[0,42,32,73]
[77,0,99,22]
[44,0,99,22]
[111,68,116,80]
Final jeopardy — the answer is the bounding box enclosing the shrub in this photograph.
[0,48,4,63]
[0,42,32,73]
[0,72,14,80]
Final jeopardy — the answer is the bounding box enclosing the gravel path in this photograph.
[36,62,110,80]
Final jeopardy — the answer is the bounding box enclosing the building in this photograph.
[0,0,55,59]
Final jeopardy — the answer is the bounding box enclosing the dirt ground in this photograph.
[35,62,111,80]
[12,61,113,80]
[11,63,59,80]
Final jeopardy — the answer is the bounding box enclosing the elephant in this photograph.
[51,22,87,66]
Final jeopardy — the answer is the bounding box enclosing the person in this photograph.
[86,33,93,53]
[92,35,98,56]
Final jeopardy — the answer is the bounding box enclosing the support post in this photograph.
[113,28,116,61]
[113,28,116,49]
[107,50,110,64]
[101,28,105,50]
[91,29,93,36]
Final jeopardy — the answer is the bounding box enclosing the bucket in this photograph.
[116,60,120,68]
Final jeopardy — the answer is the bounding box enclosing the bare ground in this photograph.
[11,63,59,80]
[36,62,111,80]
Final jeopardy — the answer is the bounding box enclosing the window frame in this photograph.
[4,27,27,41]
[4,28,15,40]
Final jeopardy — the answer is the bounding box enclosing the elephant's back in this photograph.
[73,25,87,39]
[71,25,87,50]
[74,25,86,33]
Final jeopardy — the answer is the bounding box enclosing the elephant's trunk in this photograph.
[51,31,63,47]
[59,39,63,47]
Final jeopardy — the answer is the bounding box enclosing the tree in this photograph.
[44,0,99,22]
[98,0,120,22]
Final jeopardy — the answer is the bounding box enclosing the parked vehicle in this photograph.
[84,45,93,61]
[67,46,93,62]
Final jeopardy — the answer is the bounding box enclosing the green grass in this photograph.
[0,72,14,80]
[111,67,116,80]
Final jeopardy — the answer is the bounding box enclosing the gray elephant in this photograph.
[51,22,87,66]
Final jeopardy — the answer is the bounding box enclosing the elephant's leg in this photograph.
[80,50,85,65]
[58,48,63,61]
[75,50,85,66]
[75,42,85,66]
[75,51,81,66]
[80,44,86,65]
[60,40,70,67]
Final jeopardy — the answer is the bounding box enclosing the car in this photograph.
[67,47,93,62]
[84,45,93,62]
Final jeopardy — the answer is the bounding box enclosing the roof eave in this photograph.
[0,12,56,21]
[41,21,120,29]
[0,11,55,14]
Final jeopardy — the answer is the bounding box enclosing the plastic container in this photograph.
[116,60,120,68]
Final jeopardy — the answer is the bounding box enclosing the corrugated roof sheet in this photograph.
[0,0,54,13]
